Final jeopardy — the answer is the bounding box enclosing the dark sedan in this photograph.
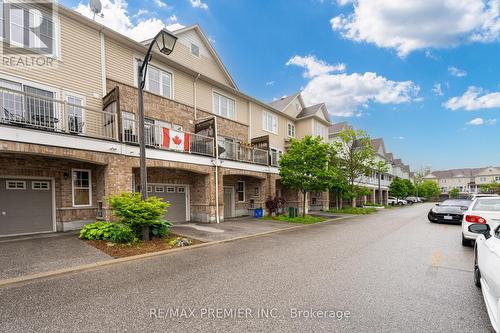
[428,199,472,224]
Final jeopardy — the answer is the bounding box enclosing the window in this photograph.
[166,186,176,193]
[270,148,283,166]
[237,181,245,202]
[177,187,185,193]
[155,186,164,193]
[32,181,50,190]
[191,43,200,57]
[495,176,500,181]
[65,95,84,133]
[138,60,172,99]
[72,170,91,206]
[24,86,55,128]
[147,186,153,193]
[472,198,500,212]
[6,180,26,190]
[287,122,295,137]
[263,111,278,134]
[213,92,235,119]
[122,111,136,141]
[314,120,326,138]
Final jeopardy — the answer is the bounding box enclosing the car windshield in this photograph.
[472,198,500,211]
[440,200,471,207]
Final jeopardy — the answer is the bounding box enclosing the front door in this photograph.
[224,187,234,219]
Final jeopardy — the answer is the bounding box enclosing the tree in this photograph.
[480,181,500,194]
[413,166,431,198]
[402,179,415,197]
[279,136,337,217]
[374,161,389,204]
[449,187,460,199]
[333,128,376,207]
[389,177,407,199]
[417,180,441,201]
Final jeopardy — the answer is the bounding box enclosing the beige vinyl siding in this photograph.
[196,80,248,124]
[1,13,103,109]
[250,104,288,151]
[296,118,314,139]
[282,98,302,118]
[169,30,234,88]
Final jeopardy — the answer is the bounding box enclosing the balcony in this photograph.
[0,86,117,141]
[122,116,214,157]
[217,138,269,165]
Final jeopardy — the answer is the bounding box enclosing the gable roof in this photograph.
[143,24,238,90]
[328,122,351,135]
[371,138,386,156]
[427,168,483,179]
[296,103,330,123]
[268,92,301,111]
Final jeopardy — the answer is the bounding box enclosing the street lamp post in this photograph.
[137,29,177,240]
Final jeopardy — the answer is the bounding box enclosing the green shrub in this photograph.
[263,215,326,224]
[108,192,170,231]
[150,220,172,237]
[328,207,377,215]
[79,222,137,243]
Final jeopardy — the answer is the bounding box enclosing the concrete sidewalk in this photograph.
[171,218,301,242]
[0,233,112,280]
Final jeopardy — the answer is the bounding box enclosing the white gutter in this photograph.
[193,73,200,120]
[213,116,220,223]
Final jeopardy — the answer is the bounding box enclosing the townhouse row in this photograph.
[328,122,412,207]
[0,3,331,236]
[424,167,500,194]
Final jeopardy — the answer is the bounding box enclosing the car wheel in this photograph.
[398,202,403,206]
[462,234,472,247]
[474,250,481,288]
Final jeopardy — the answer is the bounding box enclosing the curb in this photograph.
[0,215,352,289]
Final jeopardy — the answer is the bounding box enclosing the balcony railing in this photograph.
[217,138,269,165]
[0,86,117,140]
[122,117,214,157]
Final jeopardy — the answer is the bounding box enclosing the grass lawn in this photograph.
[328,207,378,215]
[263,215,326,224]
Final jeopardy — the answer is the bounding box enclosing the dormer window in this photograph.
[191,43,200,57]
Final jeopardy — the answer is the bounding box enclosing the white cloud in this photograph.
[331,0,500,57]
[444,86,500,111]
[393,136,405,140]
[153,0,170,9]
[448,66,467,77]
[466,118,497,125]
[287,55,419,117]
[189,0,208,10]
[75,0,184,42]
[286,55,346,78]
[432,83,443,96]
[266,81,275,86]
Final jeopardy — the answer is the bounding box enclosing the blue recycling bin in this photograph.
[254,208,263,218]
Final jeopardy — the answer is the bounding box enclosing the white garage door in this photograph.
[0,178,54,236]
[149,184,189,222]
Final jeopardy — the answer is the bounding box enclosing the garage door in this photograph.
[149,184,188,222]
[0,179,54,236]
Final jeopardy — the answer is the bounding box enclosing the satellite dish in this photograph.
[89,0,102,20]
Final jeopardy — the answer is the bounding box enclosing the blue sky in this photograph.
[62,0,500,171]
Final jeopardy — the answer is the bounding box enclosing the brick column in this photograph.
[102,156,134,220]
[208,167,223,223]
[383,190,389,206]
[371,189,376,204]
[322,191,329,211]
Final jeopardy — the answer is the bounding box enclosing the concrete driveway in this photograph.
[0,233,111,280]
[171,217,302,242]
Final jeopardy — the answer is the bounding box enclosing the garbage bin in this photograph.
[288,207,297,218]
[254,208,263,218]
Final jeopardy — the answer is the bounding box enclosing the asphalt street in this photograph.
[0,203,494,332]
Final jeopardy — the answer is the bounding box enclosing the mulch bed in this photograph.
[85,234,204,258]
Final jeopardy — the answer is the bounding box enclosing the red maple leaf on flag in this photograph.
[172,135,182,145]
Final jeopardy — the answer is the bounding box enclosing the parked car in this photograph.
[428,199,471,224]
[405,196,421,204]
[462,197,500,247]
[467,193,499,201]
[469,223,500,333]
[387,197,407,205]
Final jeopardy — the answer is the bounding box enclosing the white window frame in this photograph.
[72,169,92,207]
[32,181,50,190]
[287,122,295,138]
[177,186,185,193]
[155,186,165,193]
[122,111,136,135]
[190,43,200,57]
[63,92,86,134]
[263,111,278,135]
[147,186,153,193]
[166,186,176,193]
[135,58,173,99]
[213,91,236,120]
[6,180,26,190]
[314,120,326,139]
[236,181,245,202]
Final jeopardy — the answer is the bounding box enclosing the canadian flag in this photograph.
[162,128,190,152]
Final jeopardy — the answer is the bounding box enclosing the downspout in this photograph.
[213,116,220,223]
[193,73,200,120]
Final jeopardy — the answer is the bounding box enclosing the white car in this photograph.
[462,197,500,247]
[387,197,407,206]
[469,223,500,332]
[467,193,499,201]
